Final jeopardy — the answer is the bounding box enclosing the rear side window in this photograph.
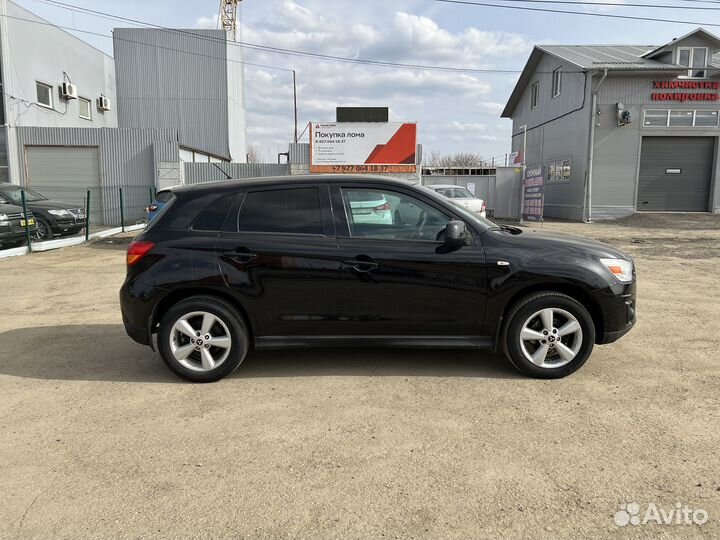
[193,194,235,231]
[237,188,323,235]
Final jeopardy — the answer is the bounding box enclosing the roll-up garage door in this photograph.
[25,146,102,223]
[637,137,713,212]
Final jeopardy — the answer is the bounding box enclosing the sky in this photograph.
[12,0,716,163]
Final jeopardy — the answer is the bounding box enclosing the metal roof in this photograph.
[536,45,686,70]
[501,28,720,118]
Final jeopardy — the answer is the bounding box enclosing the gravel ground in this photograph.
[1,214,719,539]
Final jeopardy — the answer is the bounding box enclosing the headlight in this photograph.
[600,258,634,283]
[48,209,72,217]
[0,213,8,221]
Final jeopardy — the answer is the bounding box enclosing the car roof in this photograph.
[172,175,420,195]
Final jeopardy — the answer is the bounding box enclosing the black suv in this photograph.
[0,200,37,249]
[0,185,86,240]
[120,176,636,382]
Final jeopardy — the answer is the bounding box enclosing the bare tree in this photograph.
[424,151,485,167]
[246,146,261,163]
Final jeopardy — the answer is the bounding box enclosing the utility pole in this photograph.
[293,70,298,143]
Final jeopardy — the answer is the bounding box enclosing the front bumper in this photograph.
[596,279,637,344]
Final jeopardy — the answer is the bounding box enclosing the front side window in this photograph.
[552,67,562,97]
[79,97,92,120]
[678,47,707,78]
[342,188,450,241]
[530,81,540,109]
[36,82,53,108]
[237,188,323,235]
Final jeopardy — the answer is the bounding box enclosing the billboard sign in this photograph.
[310,122,417,173]
[522,165,545,222]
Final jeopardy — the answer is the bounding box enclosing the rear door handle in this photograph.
[343,257,378,272]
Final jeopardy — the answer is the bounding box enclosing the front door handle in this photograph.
[343,257,378,273]
[224,249,257,263]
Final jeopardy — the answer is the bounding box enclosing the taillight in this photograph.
[373,203,390,213]
[146,204,158,213]
[127,241,155,266]
[481,201,486,211]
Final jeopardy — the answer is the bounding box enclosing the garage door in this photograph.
[25,146,103,223]
[637,137,713,211]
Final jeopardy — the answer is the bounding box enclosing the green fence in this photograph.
[1,185,156,252]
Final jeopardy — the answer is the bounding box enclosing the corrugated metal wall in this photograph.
[113,28,232,160]
[12,126,178,225]
[289,142,310,164]
[184,162,289,184]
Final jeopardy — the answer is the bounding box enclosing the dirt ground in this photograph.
[1,213,719,539]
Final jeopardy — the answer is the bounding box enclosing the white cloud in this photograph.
[199,0,531,158]
[194,14,218,29]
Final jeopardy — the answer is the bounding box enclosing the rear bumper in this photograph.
[120,282,154,346]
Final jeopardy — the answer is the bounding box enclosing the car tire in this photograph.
[157,295,249,382]
[502,292,595,379]
[34,218,52,241]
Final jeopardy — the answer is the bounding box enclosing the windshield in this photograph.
[0,187,47,203]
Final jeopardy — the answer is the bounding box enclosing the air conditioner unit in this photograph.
[60,82,78,100]
[97,95,111,112]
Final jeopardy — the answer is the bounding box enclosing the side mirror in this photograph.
[443,220,468,246]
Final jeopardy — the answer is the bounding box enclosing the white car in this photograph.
[347,190,393,225]
[428,184,487,218]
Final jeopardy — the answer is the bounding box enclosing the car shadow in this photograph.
[0,324,520,383]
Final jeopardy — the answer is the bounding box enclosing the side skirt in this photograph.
[254,335,495,350]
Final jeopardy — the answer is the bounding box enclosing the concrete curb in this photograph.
[0,223,146,260]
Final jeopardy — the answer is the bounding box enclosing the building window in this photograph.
[530,81,540,109]
[694,110,719,127]
[78,97,92,120]
[547,159,571,183]
[668,110,694,127]
[552,67,562,98]
[643,109,719,128]
[677,47,707,78]
[36,82,53,108]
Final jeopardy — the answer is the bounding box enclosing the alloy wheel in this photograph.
[34,220,49,241]
[519,307,583,369]
[169,311,232,371]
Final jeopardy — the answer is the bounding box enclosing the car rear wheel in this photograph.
[503,292,595,379]
[157,296,249,382]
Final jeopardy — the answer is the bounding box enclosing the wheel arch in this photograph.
[151,288,255,345]
[494,282,604,350]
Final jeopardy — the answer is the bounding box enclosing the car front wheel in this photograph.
[33,218,52,241]
[157,296,249,382]
[503,292,595,379]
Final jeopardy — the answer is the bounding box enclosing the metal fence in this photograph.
[184,162,289,184]
[0,184,153,253]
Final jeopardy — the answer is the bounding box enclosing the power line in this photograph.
[16,3,531,74]
[19,0,720,76]
[430,0,720,24]
[434,0,720,8]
